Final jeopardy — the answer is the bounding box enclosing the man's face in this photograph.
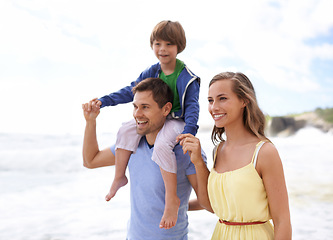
[132,90,170,142]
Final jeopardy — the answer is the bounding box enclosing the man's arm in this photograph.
[82,101,115,168]
[186,175,204,211]
[188,198,203,211]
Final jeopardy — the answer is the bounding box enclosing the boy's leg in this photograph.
[106,119,141,201]
[159,167,180,229]
[105,148,131,201]
[152,118,185,229]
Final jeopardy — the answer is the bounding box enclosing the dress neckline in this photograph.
[212,140,265,175]
[212,162,253,175]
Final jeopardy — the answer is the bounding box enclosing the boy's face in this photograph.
[152,39,178,67]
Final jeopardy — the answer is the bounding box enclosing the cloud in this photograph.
[1,0,333,134]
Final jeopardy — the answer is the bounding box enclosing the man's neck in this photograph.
[145,132,157,146]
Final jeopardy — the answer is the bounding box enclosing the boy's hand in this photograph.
[88,98,102,111]
[82,98,101,121]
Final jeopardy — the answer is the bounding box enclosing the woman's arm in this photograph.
[258,143,292,240]
[178,134,213,212]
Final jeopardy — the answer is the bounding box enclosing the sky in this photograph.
[0,0,333,135]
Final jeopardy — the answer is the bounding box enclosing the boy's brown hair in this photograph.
[150,20,186,54]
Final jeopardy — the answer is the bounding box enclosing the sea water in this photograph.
[0,127,332,239]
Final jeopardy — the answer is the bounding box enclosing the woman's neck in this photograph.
[224,123,257,146]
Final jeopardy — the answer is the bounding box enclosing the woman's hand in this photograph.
[177,134,204,166]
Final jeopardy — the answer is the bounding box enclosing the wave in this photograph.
[0,128,332,174]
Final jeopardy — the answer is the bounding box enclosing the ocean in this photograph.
[0,127,332,239]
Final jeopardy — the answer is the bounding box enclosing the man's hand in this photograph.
[82,98,101,121]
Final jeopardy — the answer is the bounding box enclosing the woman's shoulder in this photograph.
[257,140,282,169]
[260,140,279,156]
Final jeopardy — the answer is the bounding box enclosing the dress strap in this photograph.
[251,141,266,167]
[212,141,224,164]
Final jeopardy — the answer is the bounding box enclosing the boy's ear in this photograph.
[163,102,172,116]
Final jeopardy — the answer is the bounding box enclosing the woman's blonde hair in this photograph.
[210,72,267,144]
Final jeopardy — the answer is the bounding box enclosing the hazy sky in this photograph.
[1,0,332,135]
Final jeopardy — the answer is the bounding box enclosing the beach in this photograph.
[0,127,332,239]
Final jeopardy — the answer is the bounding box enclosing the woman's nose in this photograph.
[211,101,219,110]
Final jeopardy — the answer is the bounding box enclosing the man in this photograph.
[82,78,206,240]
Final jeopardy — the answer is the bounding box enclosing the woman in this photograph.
[178,72,292,239]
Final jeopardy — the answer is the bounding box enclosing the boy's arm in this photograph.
[181,79,200,135]
[98,64,160,108]
[98,83,135,108]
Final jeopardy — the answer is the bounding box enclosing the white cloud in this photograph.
[1,0,332,134]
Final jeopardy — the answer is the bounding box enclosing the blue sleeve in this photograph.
[98,63,160,108]
[182,79,200,136]
[110,144,116,155]
[98,82,136,108]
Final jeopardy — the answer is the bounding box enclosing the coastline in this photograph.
[266,110,333,137]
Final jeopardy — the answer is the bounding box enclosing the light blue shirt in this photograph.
[111,136,206,240]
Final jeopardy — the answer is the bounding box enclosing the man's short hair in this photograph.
[132,78,173,108]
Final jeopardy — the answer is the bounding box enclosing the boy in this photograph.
[90,20,200,229]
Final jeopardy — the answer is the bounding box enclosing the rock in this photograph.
[266,112,333,137]
[294,112,333,132]
[266,117,306,137]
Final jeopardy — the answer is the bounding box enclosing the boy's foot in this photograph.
[159,196,180,229]
[105,176,128,201]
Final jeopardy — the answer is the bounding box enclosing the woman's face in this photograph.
[208,79,245,129]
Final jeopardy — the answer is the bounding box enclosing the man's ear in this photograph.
[163,102,172,116]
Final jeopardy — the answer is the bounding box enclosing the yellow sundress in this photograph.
[207,141,274,239]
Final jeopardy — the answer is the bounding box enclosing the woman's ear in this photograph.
[242,99,249,107]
